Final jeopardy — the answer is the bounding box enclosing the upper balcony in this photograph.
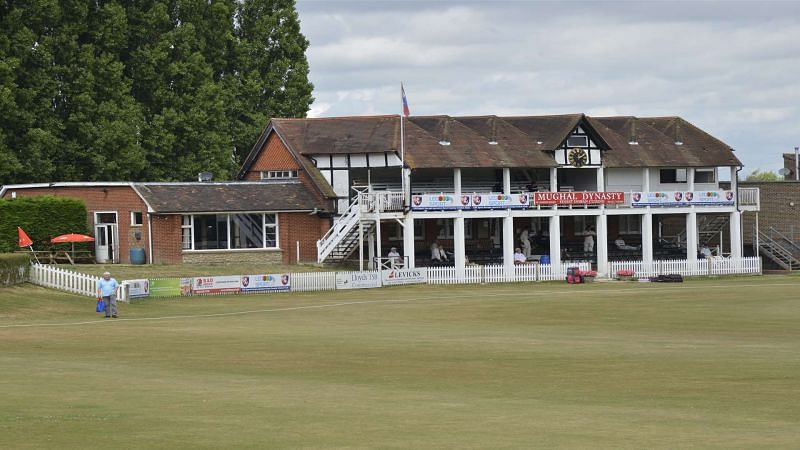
[356,187,759,213]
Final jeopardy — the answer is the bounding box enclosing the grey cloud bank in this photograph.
[296,0,800,175]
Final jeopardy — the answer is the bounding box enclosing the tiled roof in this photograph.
[134,182,329,214]
[242,114,741,172]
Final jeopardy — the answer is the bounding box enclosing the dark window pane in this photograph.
[193,215,228,250]
[231,214,264,249]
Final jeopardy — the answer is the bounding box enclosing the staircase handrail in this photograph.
[758,230,799,266]
[317,198,363,261]
[767,227,800,253]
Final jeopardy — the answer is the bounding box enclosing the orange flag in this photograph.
[18,227,33,248]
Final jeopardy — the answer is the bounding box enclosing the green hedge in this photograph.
[0,196,89,253]
[0,253,31,286]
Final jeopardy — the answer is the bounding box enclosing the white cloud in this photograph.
[296,0,800,173]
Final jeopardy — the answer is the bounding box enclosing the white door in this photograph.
[95,224,119,263]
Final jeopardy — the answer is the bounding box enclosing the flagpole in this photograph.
[400,83,405,206]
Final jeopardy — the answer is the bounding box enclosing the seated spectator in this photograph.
[614,235,640,251]
[388,247,401,264]
[513,247,527,265]
[431,241,448,263]
[699,245,712,259]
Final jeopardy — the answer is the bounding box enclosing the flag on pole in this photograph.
[401,83,410,117]
[18,227,33,248]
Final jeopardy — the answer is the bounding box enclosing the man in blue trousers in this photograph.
[96,271,119,318]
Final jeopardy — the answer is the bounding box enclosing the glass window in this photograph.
[261,170,298,180]
[181,216,192,250]
[231,214,264,249]
[193,215,228,250]
[660,169,687,183]
[619,215,641,235]
[264,214,277,247]
[130,211,143,226]
[567,135,588,147]
[695,169,716,183]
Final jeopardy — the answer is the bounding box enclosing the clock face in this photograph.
[567,148,588,167]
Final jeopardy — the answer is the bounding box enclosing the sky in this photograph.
[294,0,800,176]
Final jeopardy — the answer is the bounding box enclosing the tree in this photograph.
[0,0,314,183]
[745,169,780,182]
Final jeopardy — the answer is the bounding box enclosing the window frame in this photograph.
[181,213,279,251]
[130,211,144,227]
[659,168,688,184]
[260,170,298,180]
[619,215,642,235]
[694,168,716,184]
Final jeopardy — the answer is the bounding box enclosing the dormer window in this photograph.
[567,135,588,147]
[261,170,298,181]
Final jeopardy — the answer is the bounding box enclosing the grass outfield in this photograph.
[1,277,799,449]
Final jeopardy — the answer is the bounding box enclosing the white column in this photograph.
[596,214,608,276]
[549,215,562,269]
[359,220,364,271]
[454,168,462,197]
[367,231,375,270]
[403,168,412,207]
[686,212,698,261]
[642,168,650,191]
[642,212,654,270]
[730,167,739,209]
[403,215,415,269]
[375,219,382,270]
[687,167,695,192]
[596,167,605,191]
[550,168,558,191]
[503,215,514,278]
[729,211,742,258]
[503,168,511,194]
[454,216,466,280]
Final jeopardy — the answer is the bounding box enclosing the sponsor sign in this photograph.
[240,274,291,292]
[336,271,382,289]
[381,268,428,286]
[410,194,468,210]
[471,193,530,209]
[126,279,150,299]
[631,191,735,207]
[149,278,181,297]
[192,275,241,295]
[533,191,625,206]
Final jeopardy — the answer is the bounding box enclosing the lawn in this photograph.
[1,277,799,449]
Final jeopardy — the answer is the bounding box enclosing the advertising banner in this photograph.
[192,275,241,295]
[533,191,625,206]
[126,279,150,299]
[149,278,181,297]
[470,193,530,209]
[336,271,382,289]
[410,194,469,210]
[631,191,734,207]
[381,268,428,286]
[240,274,291,292]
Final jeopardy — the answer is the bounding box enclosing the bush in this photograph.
[0,253,31,286]
[0,196,88,252]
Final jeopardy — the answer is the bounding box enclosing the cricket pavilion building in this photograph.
[239,114,759,276]
[1,114,760,275]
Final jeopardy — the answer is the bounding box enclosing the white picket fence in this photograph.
[291,271,337,292]
[608,257,761,278]
[26,257,762,300]
[428,262,593,285]
[29,264,100,297]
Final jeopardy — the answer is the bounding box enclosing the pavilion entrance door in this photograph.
[94,212,119,263]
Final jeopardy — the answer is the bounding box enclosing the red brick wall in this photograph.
[741,181,800,244]
[1,186,149,263]
[279,212,328,263]
[150,215,183,264]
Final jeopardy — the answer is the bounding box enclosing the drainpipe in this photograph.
[147,213,153,264]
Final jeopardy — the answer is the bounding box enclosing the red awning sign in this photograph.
[533,192,625,206]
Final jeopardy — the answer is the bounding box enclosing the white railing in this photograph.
[738,187,760,209]
[291,272,337,292]
[317,201,362,262]
[608,257,761,278]
[29,257,761,299]
[29,264,100,297]
[428,262,593,284]
[359,192,404,212]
